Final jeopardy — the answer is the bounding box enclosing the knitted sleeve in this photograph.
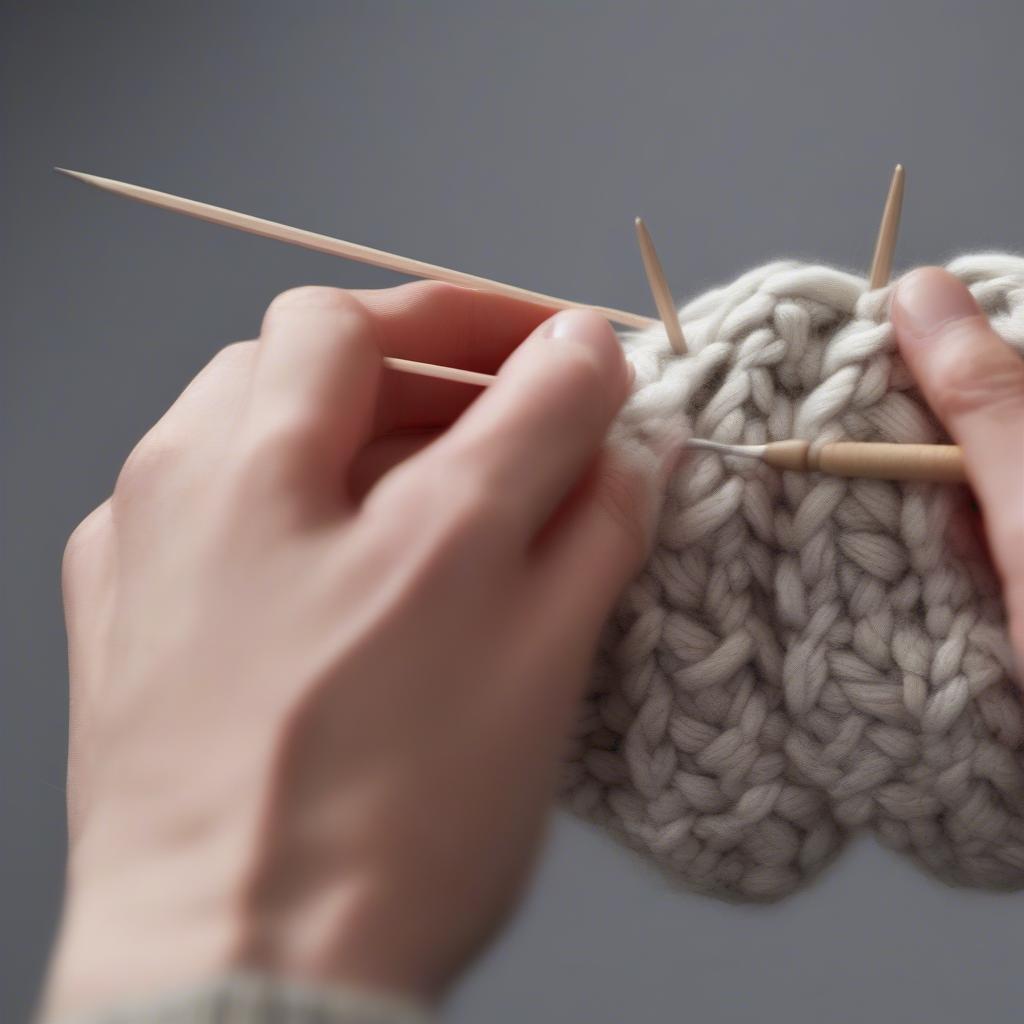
[43,973,434,1024]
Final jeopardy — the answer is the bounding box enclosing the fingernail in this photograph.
[895,268,980,340]
[540,309,630,395]
[546,308,610,344]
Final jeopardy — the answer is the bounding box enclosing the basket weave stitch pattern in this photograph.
[563,255,1024,901]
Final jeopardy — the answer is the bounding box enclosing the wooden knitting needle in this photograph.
[634,217,687,354]
[867,164,905,289]
[54,168,655,331]
[381,356,495,388]
[685,437,965,484]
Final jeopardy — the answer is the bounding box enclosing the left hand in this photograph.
[44,282,675,1018]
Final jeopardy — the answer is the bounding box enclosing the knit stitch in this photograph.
[563,255,1024,901]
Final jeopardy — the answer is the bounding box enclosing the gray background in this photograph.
[3,1,1024,1020]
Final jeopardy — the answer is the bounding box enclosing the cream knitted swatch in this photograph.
[563,254,1024,901]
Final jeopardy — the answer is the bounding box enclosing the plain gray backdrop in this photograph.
[4,2,1024,1020]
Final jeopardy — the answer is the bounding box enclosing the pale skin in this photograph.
[44,268,1024,1018]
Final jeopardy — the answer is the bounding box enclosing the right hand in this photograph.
[892,267,1024,666]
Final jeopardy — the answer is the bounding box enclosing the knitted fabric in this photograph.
[563,254,1024,902]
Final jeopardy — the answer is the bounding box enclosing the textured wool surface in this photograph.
[563,254,1024,902]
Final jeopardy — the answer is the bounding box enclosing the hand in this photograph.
[44,283,676,1017]
[892,267,1024,664]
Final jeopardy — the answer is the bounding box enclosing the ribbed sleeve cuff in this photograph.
[45,972,434,1024]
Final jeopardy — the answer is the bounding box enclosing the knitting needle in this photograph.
[634,217,687,354]
[54,168,655,332]
[685,437,965,484]
[867,164,905,289]
[382,356,495,388]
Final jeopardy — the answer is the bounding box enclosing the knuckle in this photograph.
[429,463,507,536]
[62,501,112,583]
[231,409,343,504]
[113,429,182,499]
[350,281,478,356]
[233,419,317,487]
[264,286,371,328]
[927,323,1024,421]
[210,339,258,368]
[394,279,465,308]
[452,477,510,534]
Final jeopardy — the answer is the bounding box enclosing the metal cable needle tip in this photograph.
[685,438,767,458]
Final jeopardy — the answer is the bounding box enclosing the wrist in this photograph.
[44,840,445,1019]
[236,859,454,1003]
[46,884,442,1021]
[43,860,242,1018]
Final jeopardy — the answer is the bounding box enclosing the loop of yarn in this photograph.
[562,255,1024,901]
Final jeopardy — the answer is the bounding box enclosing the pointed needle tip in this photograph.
[632,215,686,354]
[868,164,907,289]
[53,167,90,183]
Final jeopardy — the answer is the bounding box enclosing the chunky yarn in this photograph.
[563,254,1024,901]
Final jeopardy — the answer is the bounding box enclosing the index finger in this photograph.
[350,282,555,433]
